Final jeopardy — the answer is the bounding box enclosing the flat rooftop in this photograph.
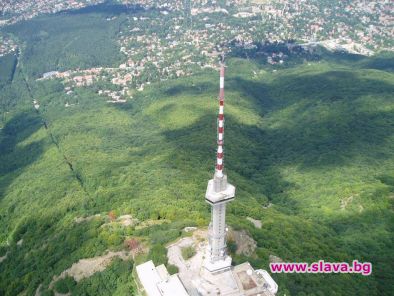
[233,262,278,296]
[136,260,189,296]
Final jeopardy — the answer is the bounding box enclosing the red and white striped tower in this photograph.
[204,64,235,272]
[216,66,225,179]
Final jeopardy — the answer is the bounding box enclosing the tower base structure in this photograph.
[202,253,232,273]
[193,261,278,296]
[136,235,279,296]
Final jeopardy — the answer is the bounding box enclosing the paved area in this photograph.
[167,228,276,296]
[167,230,208,295]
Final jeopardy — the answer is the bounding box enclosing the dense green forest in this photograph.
[0,53,17,89]
[3,4,129,79]
[0,4,393,296]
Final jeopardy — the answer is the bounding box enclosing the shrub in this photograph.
[166,264,179,275]
[227,239,237,254]
[148,244,168,266]
[54,276,76,294]
[181,246,196,260]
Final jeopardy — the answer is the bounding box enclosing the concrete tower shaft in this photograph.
[208,202,227,261]
[204,64,235,272]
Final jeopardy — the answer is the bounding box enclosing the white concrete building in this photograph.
[135,260,189,296]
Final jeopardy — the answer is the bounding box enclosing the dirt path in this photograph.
[49,250,131,289]
[34,284,42,296]
[247,217,262,229]
[0,252,8,263]
[74,214,101,223]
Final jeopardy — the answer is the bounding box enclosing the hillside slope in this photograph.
[0,54,393,295]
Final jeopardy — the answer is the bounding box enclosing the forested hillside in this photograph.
[0,4,393,296]
[5,8,127,78]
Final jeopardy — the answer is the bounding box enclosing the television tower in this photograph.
[204,64,235,272]
[136,64,279,296]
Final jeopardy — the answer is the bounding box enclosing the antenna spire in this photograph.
[215,64,225,179]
